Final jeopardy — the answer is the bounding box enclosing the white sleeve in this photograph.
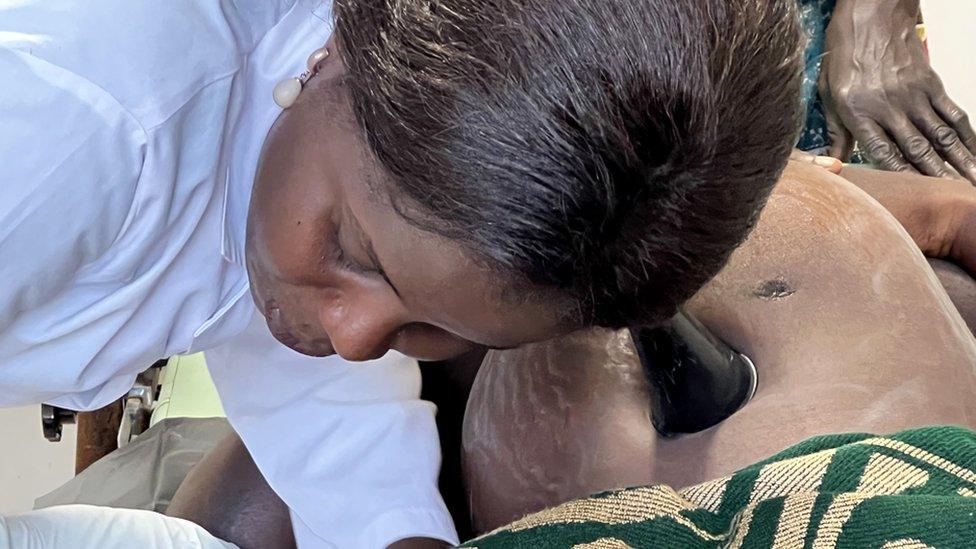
[0,46,146,406]
[205,312,458,549]
[0,505,238,549]
[0,46,145,332]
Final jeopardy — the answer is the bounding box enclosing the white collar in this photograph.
[221,0,333,265]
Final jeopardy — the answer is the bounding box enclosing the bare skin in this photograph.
[932,259,976,332]
[167,431,453,549]
[167,434,297,549]
[462,161,976,532]
[836,165,976,275]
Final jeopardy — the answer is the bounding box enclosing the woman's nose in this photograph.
[318,288,406,362]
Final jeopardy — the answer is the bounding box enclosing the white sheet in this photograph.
[0,505,237,549]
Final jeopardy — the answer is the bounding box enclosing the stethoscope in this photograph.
[630,308,757,437]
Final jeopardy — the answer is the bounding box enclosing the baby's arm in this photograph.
[838,165,976,274]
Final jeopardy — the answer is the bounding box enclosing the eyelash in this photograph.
[331,232,370,275]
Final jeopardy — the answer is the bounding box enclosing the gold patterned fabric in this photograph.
[461,426,976,548]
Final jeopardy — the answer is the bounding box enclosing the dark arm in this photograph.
[838,165,976,274]
[166,433,454,548]
[166,433,297,549]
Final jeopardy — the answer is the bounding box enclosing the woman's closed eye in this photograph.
[336,210,403,296]
[332,228,373,275]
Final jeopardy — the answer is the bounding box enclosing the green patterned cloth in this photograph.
[461,426,976,548]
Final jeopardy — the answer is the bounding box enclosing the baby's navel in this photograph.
[753,277,796,300]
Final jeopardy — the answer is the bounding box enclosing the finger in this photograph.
[824,103,853,161]
[883,115,953,178]
[811,154,843,174]
[816,155,843,174]
[790,150,844,173]
[789,149,813,163]
[932,94,976,156]
[914,107,976,183]
[850,120,918,174]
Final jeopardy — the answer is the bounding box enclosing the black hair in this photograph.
[334,0,804,327]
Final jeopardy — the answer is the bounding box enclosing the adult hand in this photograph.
[819,0,976,183]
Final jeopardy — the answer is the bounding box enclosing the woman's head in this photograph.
[246,0,804,361]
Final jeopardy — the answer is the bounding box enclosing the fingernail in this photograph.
[814,156,840,168]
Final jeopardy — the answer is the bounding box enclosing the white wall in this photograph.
[921,1,976,115]
[0,406,75,514]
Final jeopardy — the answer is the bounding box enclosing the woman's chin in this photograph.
[291,338,336,357]
[270,329,336,357]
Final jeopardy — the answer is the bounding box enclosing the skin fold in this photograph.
[461,161,976,532]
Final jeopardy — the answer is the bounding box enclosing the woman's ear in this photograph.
[313,35,344,79]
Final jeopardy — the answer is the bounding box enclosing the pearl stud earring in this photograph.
[273,46,330,108]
